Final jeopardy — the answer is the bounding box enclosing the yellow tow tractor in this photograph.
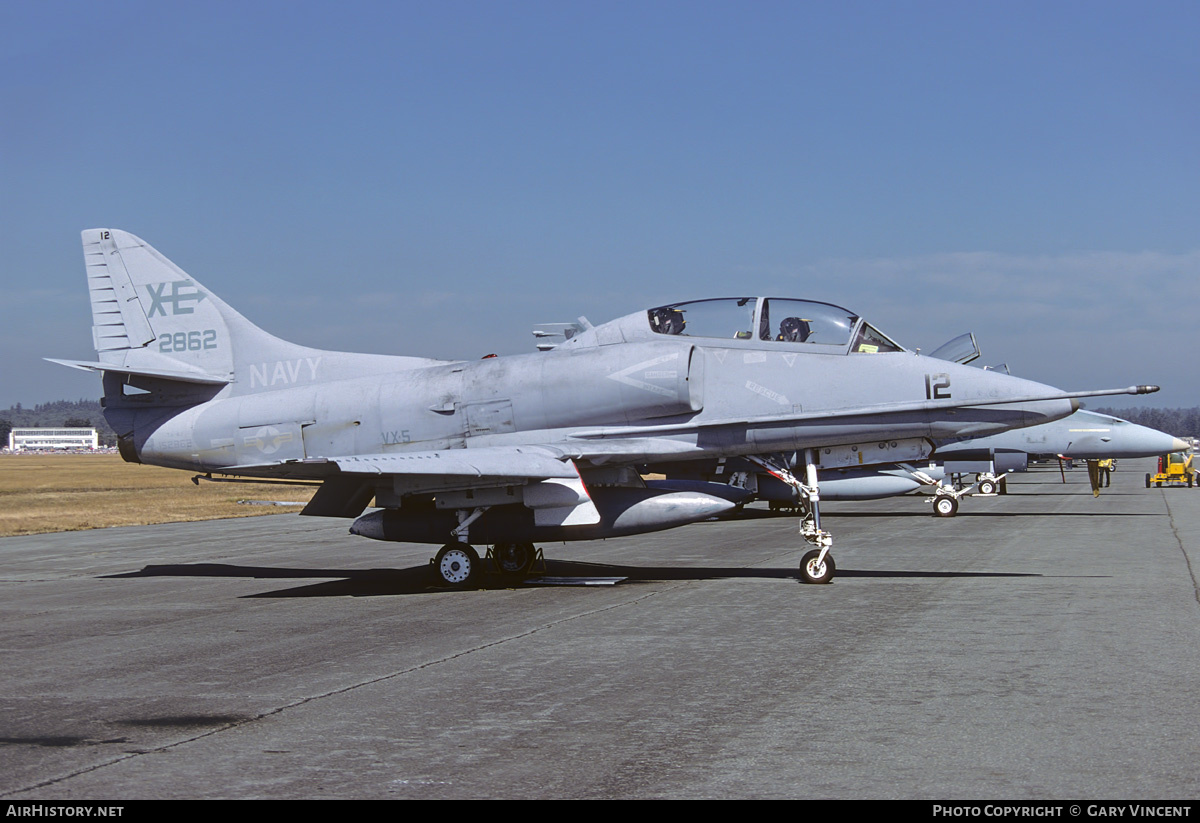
[1145,451,1196,488]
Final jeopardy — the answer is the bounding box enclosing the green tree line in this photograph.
[1091,407,1200,438]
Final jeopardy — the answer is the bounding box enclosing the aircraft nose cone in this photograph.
[1114,426,1190,458]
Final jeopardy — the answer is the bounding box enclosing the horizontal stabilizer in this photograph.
[45,358,232,385]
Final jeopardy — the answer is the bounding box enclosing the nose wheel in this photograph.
[799,549,835,584]
[933,494,959,517]
[748,451,837,585]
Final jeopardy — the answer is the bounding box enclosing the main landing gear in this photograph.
[431,541,544,587]
[431,506,489,587]
[491,542,539,576]
[430,506,546,587]
[749,451,836,584]
[434,543,480,586]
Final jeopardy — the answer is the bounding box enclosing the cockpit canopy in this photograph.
[647,297,904,354]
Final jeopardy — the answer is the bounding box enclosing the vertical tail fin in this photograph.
[52,229,444,398]
[82,228,276,384]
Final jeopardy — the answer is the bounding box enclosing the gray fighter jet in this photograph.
[932,408,1191,504]
[50,230,1159,584]
[655,409,1186,517]
[934,409,1189,464]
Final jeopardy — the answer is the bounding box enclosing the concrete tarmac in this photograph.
[2,458,1198,799]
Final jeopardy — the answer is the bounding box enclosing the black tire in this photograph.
[977,479,997,495]
[433,543,480,587]
[933,495,959,517]
[799,549,835,584]
[1146,474,1152,489]
[999,477,1008,495]
[494,542,535,576]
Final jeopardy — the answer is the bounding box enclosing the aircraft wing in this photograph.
[224,445,578,482]
[217,445,585,518]
[324,446,580,480]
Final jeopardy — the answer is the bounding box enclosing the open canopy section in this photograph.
[647,297,904,354]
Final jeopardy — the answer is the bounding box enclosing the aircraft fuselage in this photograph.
[118,336,1075,477]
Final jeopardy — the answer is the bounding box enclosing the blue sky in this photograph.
[3,0,1198,410]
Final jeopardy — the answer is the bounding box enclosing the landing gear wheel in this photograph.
[934,495,959,517]
[434,543,480,587]
[799,549,835,584]
[494,542,535,576]
[977,479,997,495]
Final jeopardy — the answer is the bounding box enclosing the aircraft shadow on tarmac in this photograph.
[0,714,252,751]
[103,560,1048,598]
[996,490,1156,497]
[826,510,1160,518]
[708,508,953,521]
[716,506,1159,520]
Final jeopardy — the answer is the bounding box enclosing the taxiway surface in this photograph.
[2,459,1198,799]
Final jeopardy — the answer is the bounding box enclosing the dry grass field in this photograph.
[0,454,318,537]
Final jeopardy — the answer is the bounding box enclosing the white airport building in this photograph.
[8,427,99,451]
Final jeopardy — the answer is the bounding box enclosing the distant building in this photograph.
[8,427,99,451]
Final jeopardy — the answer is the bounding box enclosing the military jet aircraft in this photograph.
[932,408,1191,500]
[654,409,1186,517]
[50,230,1159,585]
[934,409,1190,464]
